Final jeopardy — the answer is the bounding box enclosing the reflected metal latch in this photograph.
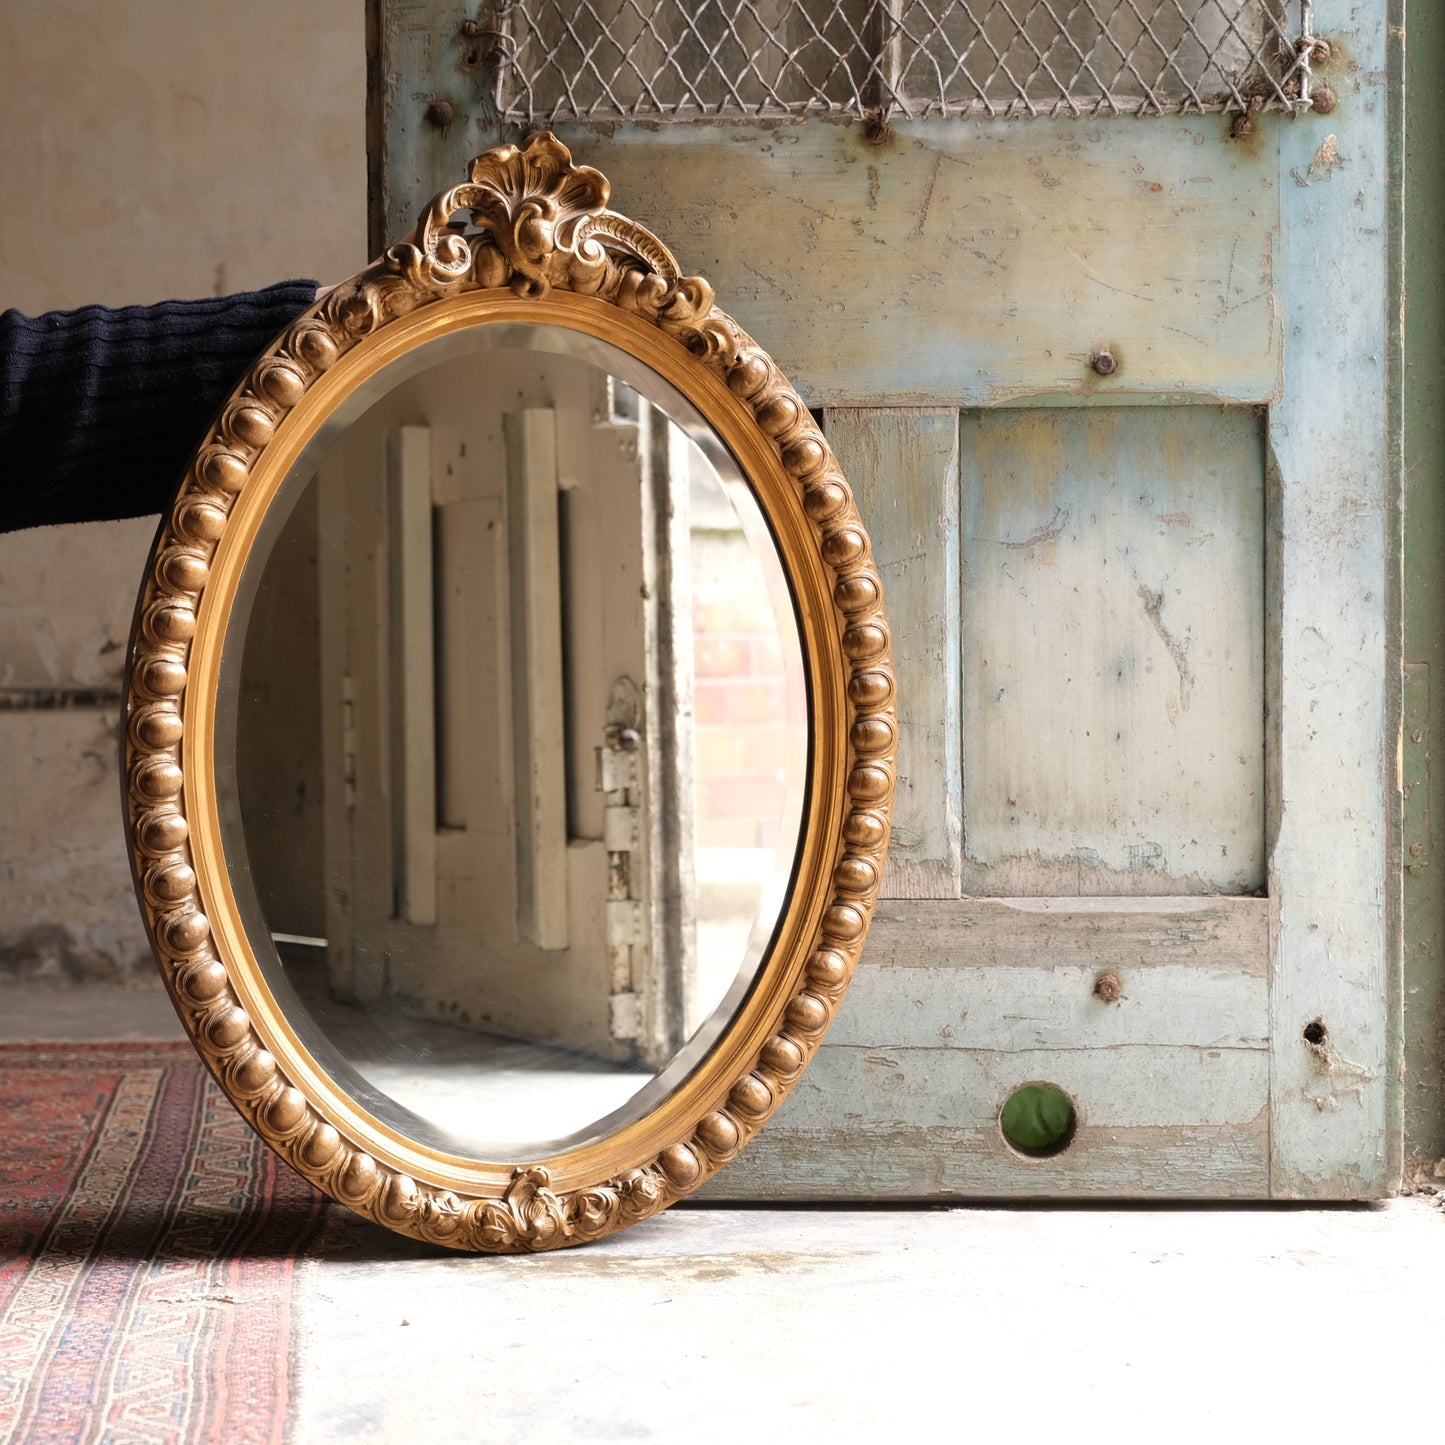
[601,688,645,1041]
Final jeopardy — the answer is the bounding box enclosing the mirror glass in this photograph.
[215,322,806,1159]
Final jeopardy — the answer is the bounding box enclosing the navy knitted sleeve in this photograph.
[0,281,319,533]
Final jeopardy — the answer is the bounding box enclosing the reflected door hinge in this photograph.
[609,991,643,1041]
[606,897,644,947]
[602,681,646,1040]
[599,724,641,798]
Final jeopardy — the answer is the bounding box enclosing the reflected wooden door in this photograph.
[310,348,694,1068]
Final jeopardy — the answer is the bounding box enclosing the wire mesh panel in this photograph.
[489,0,1314,123]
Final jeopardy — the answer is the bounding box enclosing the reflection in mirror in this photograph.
[219,324,806,1158]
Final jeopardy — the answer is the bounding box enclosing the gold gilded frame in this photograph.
[123,134,896,1252]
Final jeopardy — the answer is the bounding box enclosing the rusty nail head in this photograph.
[1309,37,1332,65]
[1093,972,1123,1003]
[460,17,481,36]
[425,99,455,129]
[1090,349,1118,377]
[1311,86,1338,115]
[1230,112,1255,139]
[617,728,641,753]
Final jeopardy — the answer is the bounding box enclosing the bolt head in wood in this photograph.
[1093,972,1123,1004]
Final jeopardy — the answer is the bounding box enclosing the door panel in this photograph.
[959,405,1266,895]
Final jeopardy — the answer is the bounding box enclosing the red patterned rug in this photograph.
[0,1041,328,1445]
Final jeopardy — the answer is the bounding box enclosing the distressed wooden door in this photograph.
[372,0,1400,1196]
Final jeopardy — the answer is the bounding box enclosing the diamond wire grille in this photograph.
[489,1,1310,124]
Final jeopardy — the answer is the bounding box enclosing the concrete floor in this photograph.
[298,1198,1445,1444]
[8,986,1443,1444]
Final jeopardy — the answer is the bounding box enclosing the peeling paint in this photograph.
[1310,133,1344,179]
[1304,1035,1378,1111]
[1290,133,1345,188]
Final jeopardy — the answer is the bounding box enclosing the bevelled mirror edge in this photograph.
[123,133,896,1252]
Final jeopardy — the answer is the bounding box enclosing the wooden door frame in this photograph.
[1401,0,1445,1185]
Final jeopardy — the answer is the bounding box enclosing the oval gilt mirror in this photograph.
[123,135,895,1252]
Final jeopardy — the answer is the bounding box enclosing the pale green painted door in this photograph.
[372,0,1400,1197]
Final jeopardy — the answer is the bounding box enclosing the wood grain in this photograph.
[388,425,438,928]
[698,1118,1269,1198]
[827,409,960,899]
[506,408,570,951]
[703,1039,1268,1200]
[864,895,1269,973]
[705,896,1268,1199]
[379,110,1282,407]
[959,405,1266,895]
[1266,9,1397,1197]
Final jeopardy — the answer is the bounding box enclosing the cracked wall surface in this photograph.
[0,0,366,986]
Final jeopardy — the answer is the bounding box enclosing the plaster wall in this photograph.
[0,0,366,984]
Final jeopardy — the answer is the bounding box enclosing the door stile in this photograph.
[1265,4,1399,1197]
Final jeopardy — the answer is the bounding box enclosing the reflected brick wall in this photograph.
[691,535,792,853]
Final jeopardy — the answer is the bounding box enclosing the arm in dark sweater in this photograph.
[0,281,318,533]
